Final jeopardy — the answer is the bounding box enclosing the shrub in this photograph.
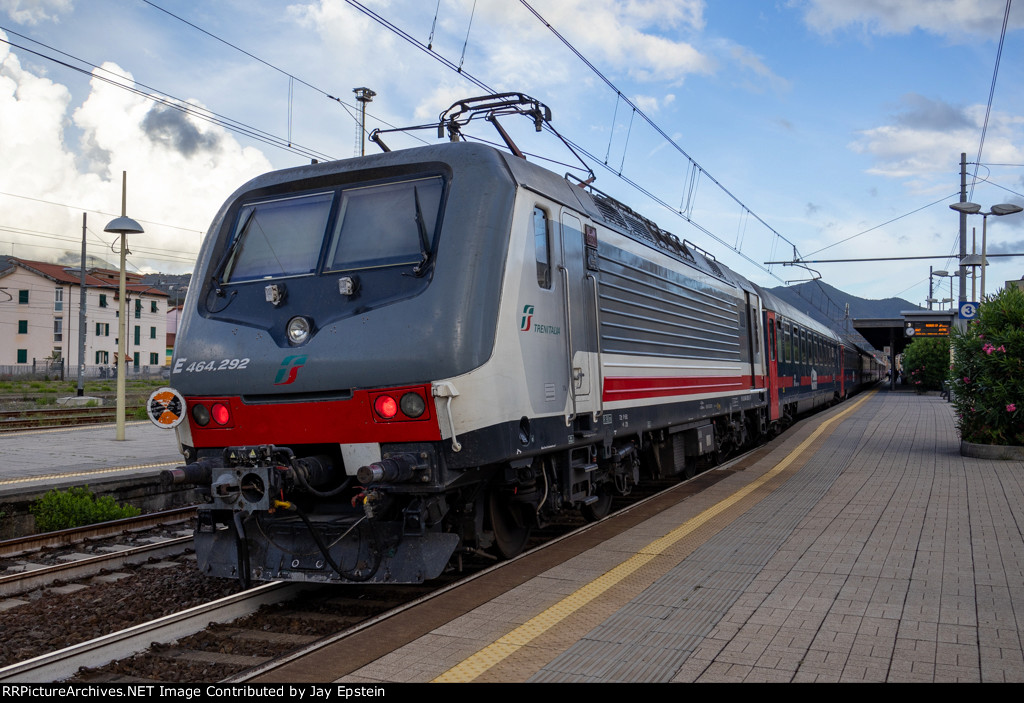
[901,336,950,391]
[950,286,1024,445]
[30,486,140,532]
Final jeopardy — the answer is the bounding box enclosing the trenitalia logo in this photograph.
[518,304,560,336]
[520,304,534,331]
[273,355,308,385]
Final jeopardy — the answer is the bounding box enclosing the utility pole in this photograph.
[958,152,967,305]
[77,213,87,396]
[928,265,934,310]
[353,87,376,157]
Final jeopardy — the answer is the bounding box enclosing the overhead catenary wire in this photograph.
[968,0,1014,201]
[338,0,849,322]
[141,1,432,149]
[0,30,334,163]
[457,0,478,72]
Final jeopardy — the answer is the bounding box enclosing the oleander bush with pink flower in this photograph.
[950,285,1024,445]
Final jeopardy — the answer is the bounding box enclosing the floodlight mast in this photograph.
[949,201,1024,300]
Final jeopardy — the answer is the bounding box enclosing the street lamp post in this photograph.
[949,202,1024,300]
[932,270,960,310]
[104,173,144,442]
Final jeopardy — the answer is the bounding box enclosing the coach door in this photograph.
[557,209,596,424]
[765,310,780,421]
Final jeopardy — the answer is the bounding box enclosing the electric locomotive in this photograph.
[153,94,875,585]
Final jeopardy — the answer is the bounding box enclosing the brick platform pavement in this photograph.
[667,390,1024,682]
[339,389,1024,683]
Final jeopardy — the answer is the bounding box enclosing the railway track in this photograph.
[0,407,146,431]
[0,450,762,683]
[0,508,197,597]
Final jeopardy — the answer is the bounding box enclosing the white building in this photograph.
[0,258,168,374]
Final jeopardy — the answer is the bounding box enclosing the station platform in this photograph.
[0,421,182,497]
[259,388,1024,683]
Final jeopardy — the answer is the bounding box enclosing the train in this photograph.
[152,94,884,586]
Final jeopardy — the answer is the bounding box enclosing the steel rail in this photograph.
[0,582,305,683]
[0,507,196,558]
[0,535,192,597]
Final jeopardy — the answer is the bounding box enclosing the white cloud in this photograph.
[849,100,1024,186]
[633,94,661,112]
[0,34,272,271]
[795,0,1024,39]
[0,0,73,25]
[717,39,791,94]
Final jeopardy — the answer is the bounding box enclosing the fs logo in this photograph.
[273,355,308,385]
[520,304,535,332]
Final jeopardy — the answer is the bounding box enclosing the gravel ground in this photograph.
[0,559,240,669]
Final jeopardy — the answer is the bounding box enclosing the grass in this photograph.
[0,378,167,411]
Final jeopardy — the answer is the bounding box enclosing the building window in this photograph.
[17,320,27,334]
[135,299,141,319]
[150,352,159,365]
[151,300,158,313]
[53,318,63,342]
[95,350,109,364]
[133,352,139,367]
[150,326,157,339]
[17,349,27,363]
[18,290,28,304]
[134,325,140,345]
[54,287,63,312]
[99,293,108,308]
[96,322,110,336]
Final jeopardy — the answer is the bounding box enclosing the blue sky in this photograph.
[1,0,1023,312]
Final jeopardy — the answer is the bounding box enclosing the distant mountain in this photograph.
[767,281,923,350]
[142,272,192,306]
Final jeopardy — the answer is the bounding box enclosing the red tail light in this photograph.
[373,394,398,419]
[212,402,231,425]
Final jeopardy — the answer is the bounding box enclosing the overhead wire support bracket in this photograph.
[783,263,822,285]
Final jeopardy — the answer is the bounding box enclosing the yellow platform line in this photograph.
[0,420,150,438]
[433,390,877,682]
[0,462,178,487]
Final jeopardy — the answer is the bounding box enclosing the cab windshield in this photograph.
[220,176,444,284]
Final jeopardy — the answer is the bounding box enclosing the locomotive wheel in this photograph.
[488,486,531,558]
[582,487,612,522]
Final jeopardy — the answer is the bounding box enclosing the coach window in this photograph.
[534,207,551,289]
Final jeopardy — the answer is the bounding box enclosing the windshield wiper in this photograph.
[412,187,431,276]
[211,208,257,293]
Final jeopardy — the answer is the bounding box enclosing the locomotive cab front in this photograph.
[160,142,518,585]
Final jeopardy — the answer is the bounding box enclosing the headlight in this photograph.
[400,392,426,418]
[287,316,312,344]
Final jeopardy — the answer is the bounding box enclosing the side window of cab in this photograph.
[534,207,551,289]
